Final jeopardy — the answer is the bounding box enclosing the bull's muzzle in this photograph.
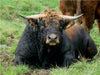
[46,34,60,46]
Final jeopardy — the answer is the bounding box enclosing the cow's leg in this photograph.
[84,38,97,59]
[85,47,97,59]
[41,57,50,69]
[63,51,74,67]
[76,0,82,25]
[82,8,95,33]
[14,56,24,65]
[39,51,50,69]
[82,16,89,32]
[81,1,97,33]
[75,50,80,60]
[82,14,95,33]
[97,19,100,33]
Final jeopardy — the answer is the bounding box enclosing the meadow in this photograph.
[0,0,100,75]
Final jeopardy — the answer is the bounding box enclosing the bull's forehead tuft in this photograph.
[40,9,62,17]
[38,9,64,27]
[39,9,63,20]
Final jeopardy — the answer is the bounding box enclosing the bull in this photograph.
[14,9,96,69]
[59,0,100,33]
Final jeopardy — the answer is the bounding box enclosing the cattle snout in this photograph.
[46,34,60,46]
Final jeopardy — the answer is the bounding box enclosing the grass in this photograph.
[51,58,100,75]
[0,0,100,75]
[0,64,30,75]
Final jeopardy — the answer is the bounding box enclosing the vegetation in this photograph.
[0,0,100,75]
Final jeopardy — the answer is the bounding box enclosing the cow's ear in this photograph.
[59,20,75,29]
[28,18,37,25]
[65,20,75,29]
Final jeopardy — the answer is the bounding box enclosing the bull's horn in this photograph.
[60,14,83,20]
[19,14,46,19]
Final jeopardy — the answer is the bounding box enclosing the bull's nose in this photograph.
[48,34,57,40]
[46,33,60,45]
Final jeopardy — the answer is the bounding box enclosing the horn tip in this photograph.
[19,14,24,17]
[19,14,27,19]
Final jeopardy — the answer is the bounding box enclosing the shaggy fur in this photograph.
[14,21,41,68]
[59,0,100,32]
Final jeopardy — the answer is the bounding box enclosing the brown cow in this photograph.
[59,0,100,33]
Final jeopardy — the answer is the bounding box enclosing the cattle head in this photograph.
[19,9,83,46]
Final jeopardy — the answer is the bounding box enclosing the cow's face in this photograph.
[38,18,72,46]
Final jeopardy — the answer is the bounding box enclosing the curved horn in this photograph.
[60,14,83,20]
[19,14,46,19]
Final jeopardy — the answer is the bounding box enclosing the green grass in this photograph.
[0,64,30,75]
[0,0,100,75]
[51,59,100,75]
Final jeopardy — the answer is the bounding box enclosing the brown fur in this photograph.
[59,0,100,32]
[65,24,81,41]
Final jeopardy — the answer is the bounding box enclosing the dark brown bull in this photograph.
[59,0,100,33]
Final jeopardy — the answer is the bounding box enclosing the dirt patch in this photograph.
[7,39,14,46]
[0,74,3,75]
[23,69,50,75]
[23,70,34,75]
[0,51,50,75]
[0,46,9,51]
[34,69,50,75]
[0,51,14,66]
